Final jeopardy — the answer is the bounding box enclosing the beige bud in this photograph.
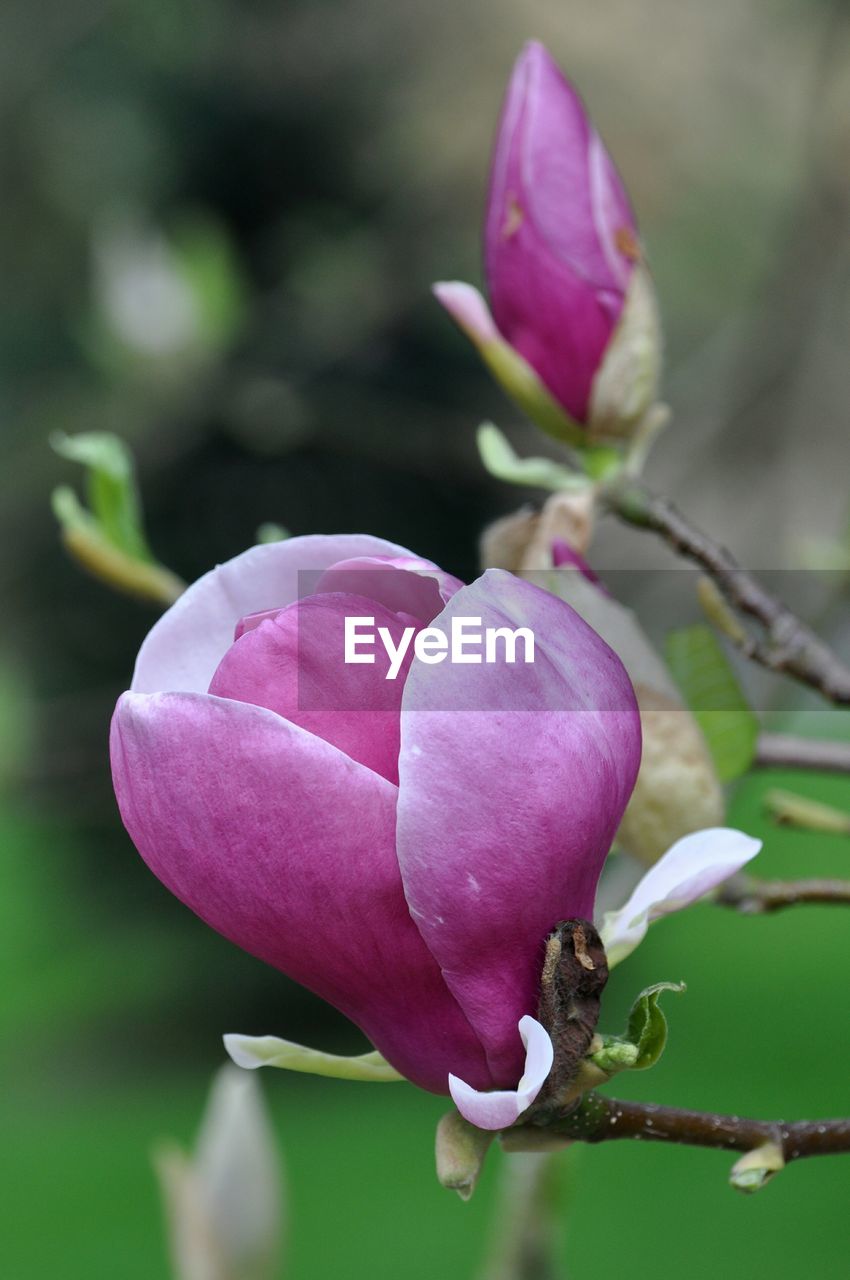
[480,489,595,574]
[587,262,662,442]
[546,572,725,865]
[616,684,725,866]
[482,495,724,865]
[435,1109,494,1200]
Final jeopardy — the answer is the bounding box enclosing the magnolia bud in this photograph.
[436,42,661,444]
[155,1065,283,1280]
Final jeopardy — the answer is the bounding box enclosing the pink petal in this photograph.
[132,534,417,695]
[448,1016,553,1131]
[485,42,636,421]
[506,44,635,291]
[432,282,500,346]
[396,569,640,1085]
[110,691,491,1094]
[550,540,607,592]
[314,556,463,624]
[209,593,419,784]
[600,828,763,966]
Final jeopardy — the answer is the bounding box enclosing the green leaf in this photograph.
[573,442,623,483]
[665,624,759,782]
[51,431,152,561]
[625,981,686,1071]
[477,423,590,493]
[51,435,184,605]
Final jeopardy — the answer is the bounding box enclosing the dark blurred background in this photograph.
[3,0,850,1276]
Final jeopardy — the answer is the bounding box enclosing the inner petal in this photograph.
[209,593,420,784]
[313,556,463,624]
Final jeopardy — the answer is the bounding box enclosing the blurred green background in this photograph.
[3,0,850,1275]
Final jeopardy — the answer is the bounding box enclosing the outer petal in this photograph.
[485,42,637,421]
[110,691,491,1093]
[208,593,418,784]
[131,533,417,695]
[600,828,762,966]
[396,569,640,1084]
[448,1016,553,1131]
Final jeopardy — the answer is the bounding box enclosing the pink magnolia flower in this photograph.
[435,41,660,441]
[110,533,641,1117]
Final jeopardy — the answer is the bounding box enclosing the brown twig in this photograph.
[756,733,850,774]
[718,872,850,913]
[603,480,850,706]
[525,1092,850,1164]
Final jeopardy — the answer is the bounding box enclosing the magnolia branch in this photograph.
[717,872,850,913]
[603,480,850,705]
[756,733,850,774]
[527,1092,850,1164]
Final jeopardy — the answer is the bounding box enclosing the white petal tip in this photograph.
[223,1034,264,1070]
[448,1017,554,1132]
[602,827,763,966]
[223,1032,404,1081]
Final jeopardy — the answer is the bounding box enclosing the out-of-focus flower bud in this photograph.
[435,42,661,445]
[91,213,245,369]
[480,490,595,574]
[155,1064,283,1280]
[482,496,726,865]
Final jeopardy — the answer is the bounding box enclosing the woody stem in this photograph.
[526,1092,850,1161]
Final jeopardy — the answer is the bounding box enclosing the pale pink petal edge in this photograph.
[132,533,418,695]
[433,281,500,346]
[601,827,763,965]
[448,1016,554,1131]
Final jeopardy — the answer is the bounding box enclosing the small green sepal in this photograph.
[625,981,686,1071]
